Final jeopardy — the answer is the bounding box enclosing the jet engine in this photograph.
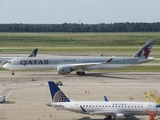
[57,66,73,75]
[114,113,126,120]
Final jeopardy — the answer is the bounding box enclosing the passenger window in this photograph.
[83,105,85,107]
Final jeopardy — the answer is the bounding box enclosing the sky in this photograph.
[0,0,160,24]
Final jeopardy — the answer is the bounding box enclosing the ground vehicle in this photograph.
[0,96,5,103]
[56,81,63,86]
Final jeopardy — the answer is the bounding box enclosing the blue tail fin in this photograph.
[104,96,109,101]
[28,48,38,57]
[48,81,70,102]
[133,39,155,59]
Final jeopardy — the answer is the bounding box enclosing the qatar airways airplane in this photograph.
[3,39,155,75]
[47,81,160,120]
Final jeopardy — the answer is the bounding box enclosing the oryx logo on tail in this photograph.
[133,39,155,59]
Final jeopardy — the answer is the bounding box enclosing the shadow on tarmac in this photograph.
[3,101,16,104]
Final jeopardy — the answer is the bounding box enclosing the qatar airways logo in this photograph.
[20,60,49,66]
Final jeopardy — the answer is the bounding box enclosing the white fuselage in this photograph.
[48,101,160,116]
[3,56,152,71]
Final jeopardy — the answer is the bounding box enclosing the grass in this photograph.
[0,32,160,47]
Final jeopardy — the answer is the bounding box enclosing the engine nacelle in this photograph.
[115,113,126,120]
[57,66,72,75]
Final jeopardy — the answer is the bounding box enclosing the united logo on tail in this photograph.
[48,81,70,102]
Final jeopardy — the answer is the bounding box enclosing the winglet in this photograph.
[103,57,114,64]
[28,48,38,57]
[98,53,103,57]
[104,96,109,101]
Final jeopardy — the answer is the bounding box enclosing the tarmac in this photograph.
[0,71,160,120]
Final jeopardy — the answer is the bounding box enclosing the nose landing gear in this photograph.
[12,71,14,75]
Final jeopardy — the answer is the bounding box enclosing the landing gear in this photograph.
[104,116,113,120]
[11,71,14,75]
[76,71,86,76]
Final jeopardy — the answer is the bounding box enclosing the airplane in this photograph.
[47,81,160,120]
[3,39,155,76]
[0,48,38,65]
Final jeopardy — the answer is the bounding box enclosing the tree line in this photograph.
[0,22,160,32]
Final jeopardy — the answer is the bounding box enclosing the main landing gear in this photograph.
[104,115,113,120]
[12,71,14,75]
[76,68,86,76]
[76,71,86,76]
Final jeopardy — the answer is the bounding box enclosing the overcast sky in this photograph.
[0,0,160,24]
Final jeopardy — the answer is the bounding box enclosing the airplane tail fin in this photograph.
[28,48,38,57]
[133,39,155,59]
[48,81,70,102]
[104,96,109,101]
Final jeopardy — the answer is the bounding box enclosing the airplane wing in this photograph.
[70,57,113,69]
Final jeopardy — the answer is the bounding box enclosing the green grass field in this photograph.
[0,32,160,52]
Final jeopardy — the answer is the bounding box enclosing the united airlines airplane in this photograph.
[47,81,160,120]
[3,39,155,75]
[0,48,38,65]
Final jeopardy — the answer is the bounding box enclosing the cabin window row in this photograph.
[82,105,143,108]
